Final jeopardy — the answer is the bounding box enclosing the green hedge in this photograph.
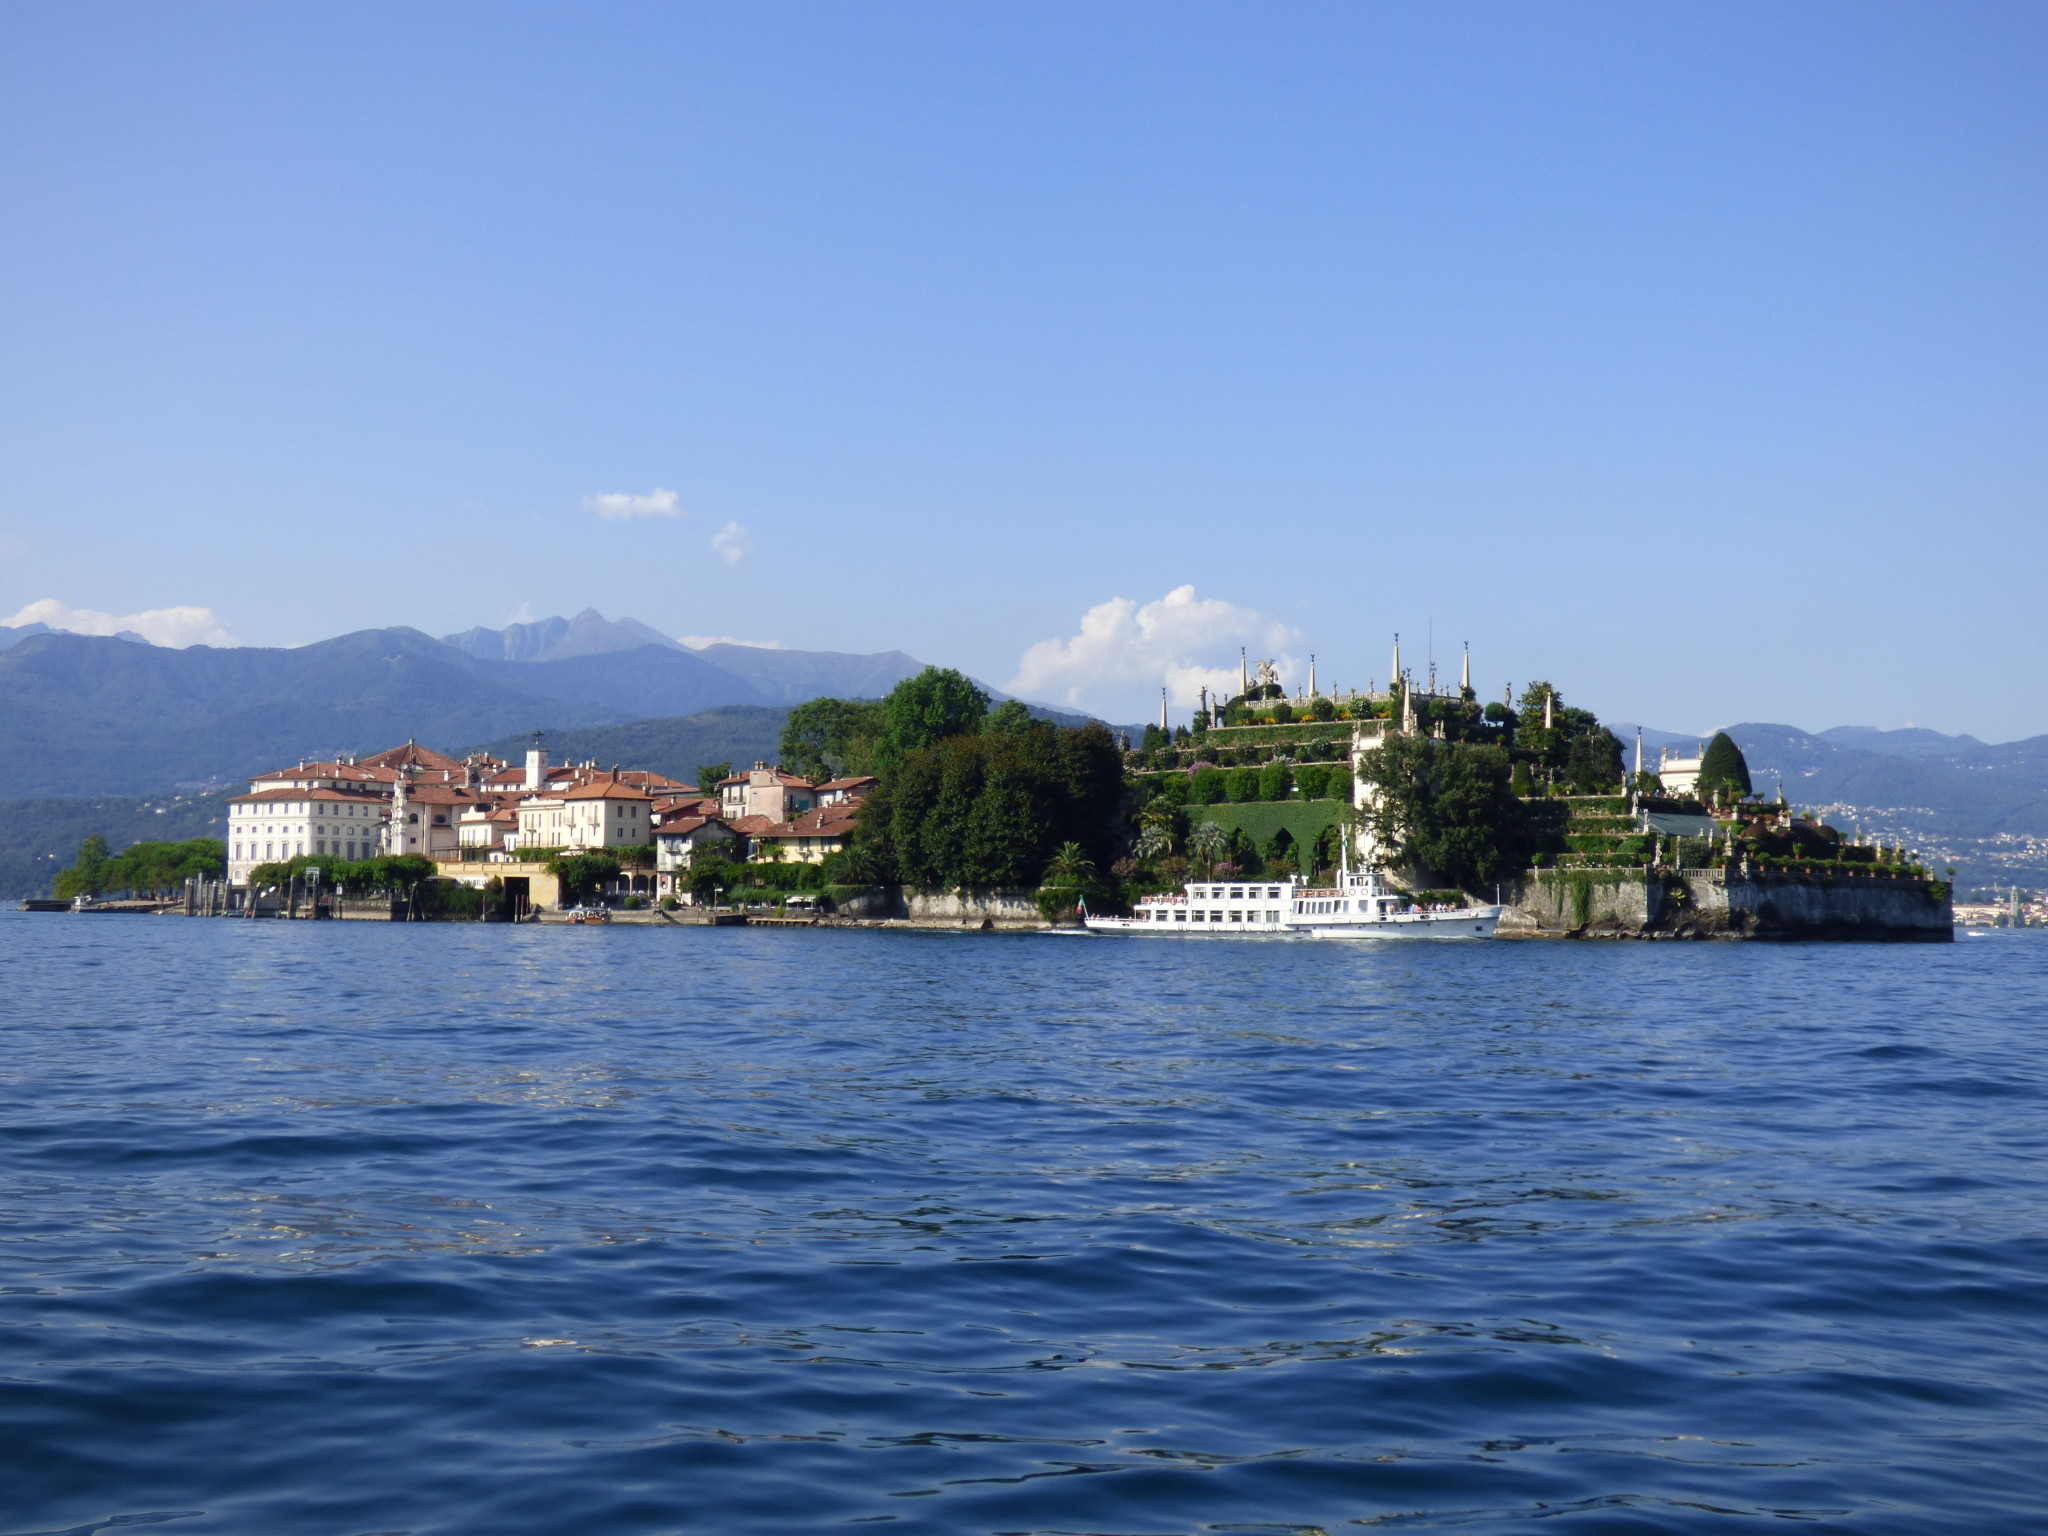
[1184,801,1347,875]
[736,861,826,891]
[1133,766,1351,807]
[1199,721,1359,746]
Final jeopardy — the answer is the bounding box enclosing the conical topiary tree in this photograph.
[1695,732,1752,802]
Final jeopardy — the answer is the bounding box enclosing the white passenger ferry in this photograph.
[1082,861,1501,940]
[1288,863,1502,940]
[1081,878,1299,934]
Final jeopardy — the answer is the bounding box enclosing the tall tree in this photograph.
[780,698,887,782]
[854,718,1123,889]
[1565,729,1625,794]
[694,761,733,795]
[1357,735,1531,889]
[878,667,989,772]
[52,833,112,898]
[1695,732,1753,801]
[983,698,1035,736]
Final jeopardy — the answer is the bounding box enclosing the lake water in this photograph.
[0,913,2044,1534]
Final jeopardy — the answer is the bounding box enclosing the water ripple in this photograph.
[1,915,2044,1533]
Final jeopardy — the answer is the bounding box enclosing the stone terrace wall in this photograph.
[1502,869,1951,941]
[902,889,1042,926]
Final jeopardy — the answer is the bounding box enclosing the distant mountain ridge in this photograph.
[0,614,958,799]
[0,621,146,651]
[442,609,683,662]
[1812,725,1989,759]
[1607,722,2045,834]
[0,627,622,798]
[435,609,1106,721]
[1717,723,2048,837]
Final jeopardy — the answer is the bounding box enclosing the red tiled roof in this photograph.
[817,776,877,792]
[750,806,860,838]
[359,742,463,772]
[653,792,718,815]
[652,815,731,838]
[560,777,652,801]
[606,769,692,790]
[398,784,482,805]
[251,760,397,785]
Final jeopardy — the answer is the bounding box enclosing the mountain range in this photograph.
[0,609,1110,801]
[1612,720,2047,839]
[0,612,938,799]
[0,620,147,650]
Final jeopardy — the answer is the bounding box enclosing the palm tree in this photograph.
[1135,826,1174,863]
[1186,821,1227,871]
[1139,798,1177,832]
[1045,841,1096,885]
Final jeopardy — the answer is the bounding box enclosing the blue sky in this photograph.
[3,3,2044,738]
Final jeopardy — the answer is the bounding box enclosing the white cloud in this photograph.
[2,598,239,648]
[710,521,750,567]
[1008,585,1302,712]
[679,634,784,650]
[584,487,685,520]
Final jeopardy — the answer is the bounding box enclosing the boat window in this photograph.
[1173,910,1186,921]
[1229,911,1241,921]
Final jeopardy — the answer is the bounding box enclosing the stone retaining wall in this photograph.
[902,888,1043,927]
[1502,869,1951,941]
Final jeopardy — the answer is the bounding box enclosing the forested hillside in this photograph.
[0,629,615,797]
[0,791,228,898]
[469,707,790,789]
